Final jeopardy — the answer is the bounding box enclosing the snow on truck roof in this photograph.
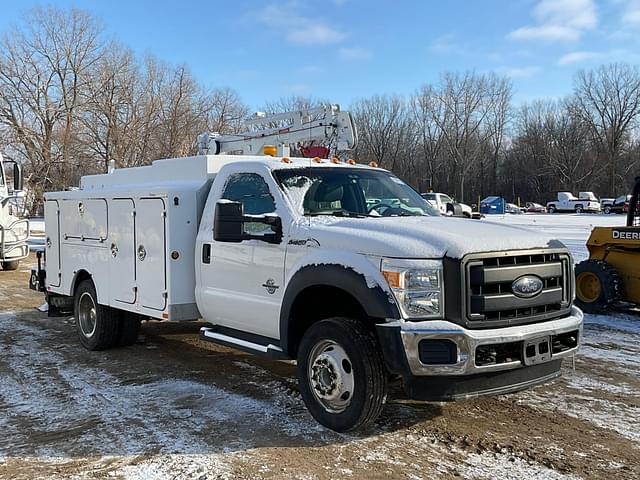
[79,154,378,190]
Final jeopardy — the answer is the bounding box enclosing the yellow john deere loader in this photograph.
[575,178,640,313]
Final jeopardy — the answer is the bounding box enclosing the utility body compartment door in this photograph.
[136,197,167,311]
[44,200,61,288]
[109,198,136,304]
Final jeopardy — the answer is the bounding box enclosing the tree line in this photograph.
[2,7,640,213]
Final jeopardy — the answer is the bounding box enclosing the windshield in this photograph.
[274,167,438,218]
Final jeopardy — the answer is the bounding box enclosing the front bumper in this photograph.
[376,306,583,399]
[0,219,30,262]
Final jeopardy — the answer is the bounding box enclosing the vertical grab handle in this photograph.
[202,243,211,264]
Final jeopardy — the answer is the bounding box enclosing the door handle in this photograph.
[202,243,211,264]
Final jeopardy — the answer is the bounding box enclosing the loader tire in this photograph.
[297,317,387,432]
[575,260,621,313]
[74,279,121,350]
[2,260,19,271]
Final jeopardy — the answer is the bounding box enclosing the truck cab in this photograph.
[0,152,29,270]
[34,154,583,432]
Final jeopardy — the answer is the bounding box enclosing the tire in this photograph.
[604,206,612,214]
[297,317,387,432]
[74,279,121,350]
[575,260,621,313]
[118,312,142,346]
[548,205,556,214]
[1,260,19,271]
[575,204,583,213]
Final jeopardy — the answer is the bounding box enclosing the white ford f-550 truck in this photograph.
[0,151,29,270]
[31,153,583,431]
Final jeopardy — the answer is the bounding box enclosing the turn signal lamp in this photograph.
[263,145,277,156]
[382,270,402,288]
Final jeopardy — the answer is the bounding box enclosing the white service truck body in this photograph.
[36,154,583,431]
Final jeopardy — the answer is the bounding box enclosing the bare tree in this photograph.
[0,6,103,202]
[351,95,414,172]
[571,63,640,195]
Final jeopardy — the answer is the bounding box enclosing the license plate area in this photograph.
[522,336,551,366]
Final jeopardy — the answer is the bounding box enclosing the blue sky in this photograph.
[1,0,639,109]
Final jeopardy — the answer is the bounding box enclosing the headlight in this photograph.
[381,259,443,319]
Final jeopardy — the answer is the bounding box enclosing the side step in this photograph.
[200,327,287,359]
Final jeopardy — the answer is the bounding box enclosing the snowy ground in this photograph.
[0,213,638,479]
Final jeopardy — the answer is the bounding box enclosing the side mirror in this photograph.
[13,163,23,192]
[214,200,283,244]
[214,201,245,242]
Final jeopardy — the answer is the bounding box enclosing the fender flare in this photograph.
[279,263,401,356]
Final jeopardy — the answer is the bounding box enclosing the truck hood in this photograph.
[295,216,557,259]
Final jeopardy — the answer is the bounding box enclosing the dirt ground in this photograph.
[0,253,639,479]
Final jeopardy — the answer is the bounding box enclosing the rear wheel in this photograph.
[575,204,583,213]
[1,260,19,271]
[74,279,120,350]
[575,260,621,313]
[604,205,612,214]
[297,317,387,432]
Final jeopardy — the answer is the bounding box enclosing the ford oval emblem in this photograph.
[512,275,544,298]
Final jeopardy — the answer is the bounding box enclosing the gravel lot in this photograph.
[0,214,638,479]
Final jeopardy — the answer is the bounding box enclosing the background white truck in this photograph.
[420,192,474,217]
[0,152,29,270]
[30,107,583,432]
[547,192,601,213]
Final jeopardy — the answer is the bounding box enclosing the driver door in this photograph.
[199,172,287,340]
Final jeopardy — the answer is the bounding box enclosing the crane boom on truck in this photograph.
[195,104,358,158]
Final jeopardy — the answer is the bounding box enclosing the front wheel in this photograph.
[604,206,612,214]
[297,317,387,432]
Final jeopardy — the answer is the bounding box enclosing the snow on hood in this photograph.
[294,216,559,259]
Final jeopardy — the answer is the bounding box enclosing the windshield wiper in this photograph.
[307,211,367,218]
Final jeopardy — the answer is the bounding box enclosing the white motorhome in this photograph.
[32,153,583,432]
[0,152,29,270]
[547,192,601,213]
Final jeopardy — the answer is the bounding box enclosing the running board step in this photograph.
[200,327,286,359]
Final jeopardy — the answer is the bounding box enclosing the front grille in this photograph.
[463,250,572,329]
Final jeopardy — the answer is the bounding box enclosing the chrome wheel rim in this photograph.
[78,292,97,338]
[308,340,354,413]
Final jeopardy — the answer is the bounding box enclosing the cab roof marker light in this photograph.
[331,157,341,164]
[281,157,291,163]
[369,161,378,168]
[347,159,357,165]
[313,157,323,163]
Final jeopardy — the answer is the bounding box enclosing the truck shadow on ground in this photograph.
[0,311,444,461]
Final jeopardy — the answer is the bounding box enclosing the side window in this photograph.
[221,173,276,234]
